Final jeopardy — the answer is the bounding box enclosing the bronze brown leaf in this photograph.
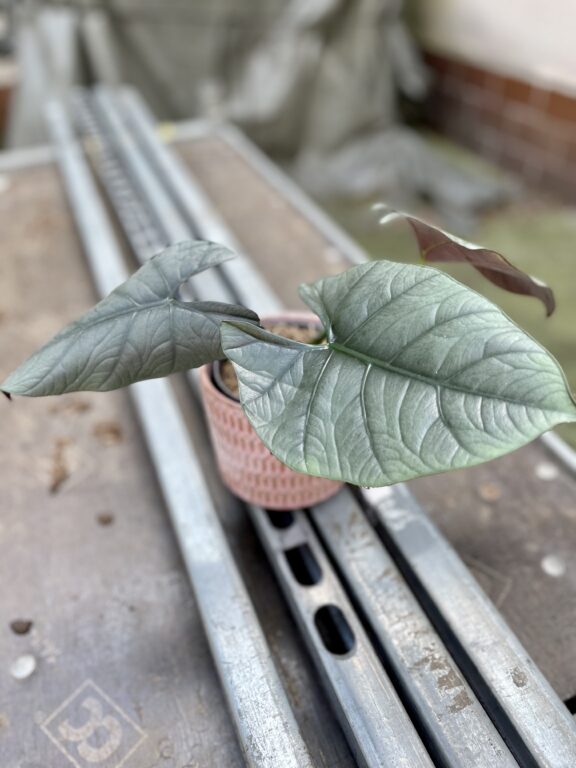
[378,207,555,316]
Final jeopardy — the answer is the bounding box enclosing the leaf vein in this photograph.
[329,342,563,412]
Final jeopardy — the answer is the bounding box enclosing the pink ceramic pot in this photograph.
[200,312,342,510]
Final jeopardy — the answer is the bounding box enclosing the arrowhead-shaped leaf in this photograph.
[2,241,258,396]
[221,261,576,487]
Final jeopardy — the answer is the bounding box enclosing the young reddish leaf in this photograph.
[377,207,555,316]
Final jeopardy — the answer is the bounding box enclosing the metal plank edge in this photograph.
[311,490,517,768]
[248,505,434,768]
[364,484,576,768]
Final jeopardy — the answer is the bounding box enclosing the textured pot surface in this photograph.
[200,313,342,510]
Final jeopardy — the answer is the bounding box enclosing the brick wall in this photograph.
[424,52,576,202]
[0,59,15,146]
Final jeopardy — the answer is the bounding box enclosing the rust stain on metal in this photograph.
[437,668,463,693]
[414,650,473,712]
[448,689,473,713]
[512,665,528,688]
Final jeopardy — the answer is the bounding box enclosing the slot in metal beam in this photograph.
[365,484,576,767]
[91,86,225,302]
[118,87,282,316]
[249,506,434,768]
[311,490,517,768]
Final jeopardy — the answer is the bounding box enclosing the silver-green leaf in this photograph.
[221,260,576,486]
[2,241,258,396]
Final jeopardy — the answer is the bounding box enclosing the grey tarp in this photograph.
[225,0,428,156]
[8,0,513,212]
[8,0,283,145]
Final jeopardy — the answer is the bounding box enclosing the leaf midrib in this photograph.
[328,341,565,412]
[54,298,221,341]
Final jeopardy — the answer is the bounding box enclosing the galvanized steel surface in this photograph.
[155,115,576,765]
[47,99,315,768]
[366,484,576,767]
[311,490,517,767]
[249,506,434,768]
[97,92,434,764]
[46,98,576,768]
[92,86,226,302]
[119,87,283,316]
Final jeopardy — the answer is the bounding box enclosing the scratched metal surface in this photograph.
[0,163,353,767]
[180,135,576,706]
[3,134,576,768]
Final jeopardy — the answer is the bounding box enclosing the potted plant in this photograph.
[199,310,342,508]
[3,217,575,508]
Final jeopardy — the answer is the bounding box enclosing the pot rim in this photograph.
[209,310,322,402]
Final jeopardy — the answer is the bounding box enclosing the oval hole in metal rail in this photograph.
[284,544,323,586]
[314,605,356,656]
[565,694,576,715]
[266,510,296,529]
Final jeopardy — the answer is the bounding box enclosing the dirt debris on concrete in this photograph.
[49,437,72,494]
[10,620,33,636]
[93,420,124,445]
[49,398,92,416]
[96,512,114,527]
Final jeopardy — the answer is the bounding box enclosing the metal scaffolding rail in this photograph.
[45,87,576,768]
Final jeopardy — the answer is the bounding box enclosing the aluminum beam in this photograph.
[311,490,516,768]
[46,98,315,768]
[365,484,576,767]
[249,506,434,768]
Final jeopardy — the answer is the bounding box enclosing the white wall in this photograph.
[415,0,576,96]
